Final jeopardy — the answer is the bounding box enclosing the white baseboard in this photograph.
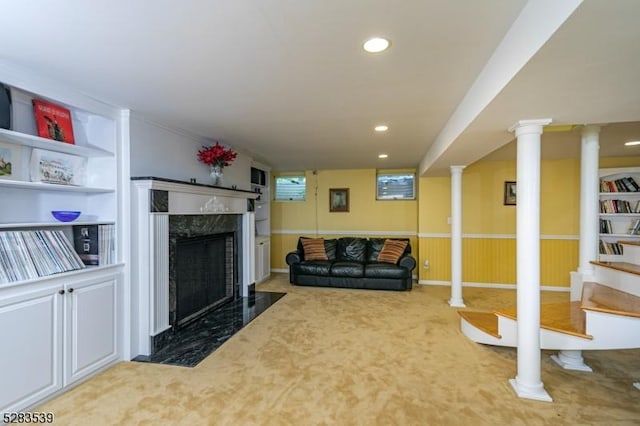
[417,280,569,292]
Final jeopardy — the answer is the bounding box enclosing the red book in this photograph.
[32,99,75,144]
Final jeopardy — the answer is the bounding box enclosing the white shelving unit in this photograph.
[0,66,128,413]
[598,167,640,261]
[251,162,271,283]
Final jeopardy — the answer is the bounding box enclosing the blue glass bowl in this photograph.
[51,210,81,222]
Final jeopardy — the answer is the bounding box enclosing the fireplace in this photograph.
[168,214,242,329]
[174,232,235,328]
[130,177,258,358]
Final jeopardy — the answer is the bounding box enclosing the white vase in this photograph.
[210,165,223,186]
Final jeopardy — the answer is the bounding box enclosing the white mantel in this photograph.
[130,178,258,357]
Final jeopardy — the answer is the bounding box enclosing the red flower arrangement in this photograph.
[197,142,237,167]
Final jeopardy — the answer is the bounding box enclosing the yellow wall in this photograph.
[271,169,418,269]
[417,156,639,288]
[273,157,640,288]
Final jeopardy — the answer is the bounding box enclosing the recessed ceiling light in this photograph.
[374,125,388,132]
[378,154,388,159]
[363,37,390,53]
[625,140,640,146]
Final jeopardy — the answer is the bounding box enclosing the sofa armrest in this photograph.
[398,254,416,272]
[286,250,302,265]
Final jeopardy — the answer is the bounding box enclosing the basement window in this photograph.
[377,172,415,200]
[274,176,306,201]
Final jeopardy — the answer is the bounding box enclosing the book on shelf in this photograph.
[32,98,75,144]
[599,239,623,256]
[599,218,612,234]
[600,176,640,193]
[72,224,115,266]
[0,83,10,130]
[599,199,639,213]
[0,230,85,284]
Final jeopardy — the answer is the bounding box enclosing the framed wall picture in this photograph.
[0,142,21,180]
[30,148,86,186]
[504,181,516,205]
[329,188,349,212]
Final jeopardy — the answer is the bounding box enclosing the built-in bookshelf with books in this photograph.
[0,63,127,414]
[598,167,640,261]
[0,81,121,285]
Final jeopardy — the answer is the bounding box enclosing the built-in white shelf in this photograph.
[600,213,640,217]
[0,179,113,193]
[0,221,115,230]
[599,191,640,197]
[0,263,124,290]
[0,128,114,157]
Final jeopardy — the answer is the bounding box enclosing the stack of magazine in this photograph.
[0,230,86,284]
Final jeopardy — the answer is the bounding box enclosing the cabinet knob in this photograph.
[58,289,65,295]
[68,288,74,293]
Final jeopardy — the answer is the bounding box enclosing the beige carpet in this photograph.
[38,274,640,425]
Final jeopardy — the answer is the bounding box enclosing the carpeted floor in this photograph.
[37,274,640,425]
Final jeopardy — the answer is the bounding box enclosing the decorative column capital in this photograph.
[450,165,466,174]
[508,119,553,137]
[581,124,602,137]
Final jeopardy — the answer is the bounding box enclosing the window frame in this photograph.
[376,172,416,200]
[274,175,307,201]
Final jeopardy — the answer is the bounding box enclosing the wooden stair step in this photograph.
[591,260,640,276]
[458,311,500,338]
[582,282,640,319]
[495,301,591,339]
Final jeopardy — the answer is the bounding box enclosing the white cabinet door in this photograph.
[64,274,120,386]
[255,242,264,283]
[255,239,271,284]
[0,284,63,413]
[261,240,271,282]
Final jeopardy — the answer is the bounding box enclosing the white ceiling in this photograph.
[1,1,639,173]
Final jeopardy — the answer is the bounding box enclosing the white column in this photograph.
[449,165,465,307]
[508,118,553,402]
[553,125,599,372]
[577,125,601,285]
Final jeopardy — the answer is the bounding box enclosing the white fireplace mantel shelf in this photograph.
[131,177,258,215]
[130,176,256,357]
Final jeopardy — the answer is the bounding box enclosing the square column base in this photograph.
[509,378,552,402]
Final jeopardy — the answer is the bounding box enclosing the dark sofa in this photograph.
[285,237,416,291]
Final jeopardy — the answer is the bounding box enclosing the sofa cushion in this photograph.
[364,263,411,279]
[366,238,386,262]
[300,237,328,261]
[324,239,337,260]
[297,237,337,260]
[378,239,409,264]
[292,261,332,276]
[330,261,364,277]
[337,237,367,262]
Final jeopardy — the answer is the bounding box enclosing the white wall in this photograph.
[130,114,252,190]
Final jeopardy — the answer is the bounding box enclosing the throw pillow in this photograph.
[301,237,329,261]
[377,239,408,264]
